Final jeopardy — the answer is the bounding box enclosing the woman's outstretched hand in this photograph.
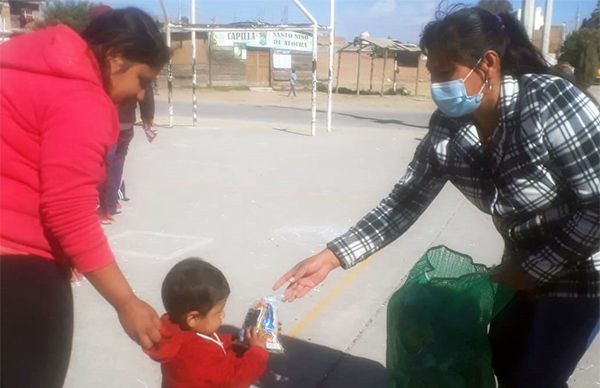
[272,249,341,302]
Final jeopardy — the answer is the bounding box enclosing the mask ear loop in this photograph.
[463,57,484,82]
[476,78,488,96]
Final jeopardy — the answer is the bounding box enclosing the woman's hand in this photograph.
[144,129,157,142]
[85,262,161,349]
[142,120,157,142]
[116,296,162,349]
[490,260,537,291]
[272,249,342,302]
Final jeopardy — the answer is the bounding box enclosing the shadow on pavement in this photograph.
[256,105,430,130]
[334,112,429,129]
[272,127,313,137]
[220,326,388,388]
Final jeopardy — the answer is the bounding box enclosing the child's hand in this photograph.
[246,327,268,349]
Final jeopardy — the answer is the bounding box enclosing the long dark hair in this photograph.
[420,5,549,76]
[81,7,170,70]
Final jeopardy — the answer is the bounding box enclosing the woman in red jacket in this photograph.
[0,8,170,388]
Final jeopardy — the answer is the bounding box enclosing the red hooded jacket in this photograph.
[145,316,269,388]
[0,25,118,272]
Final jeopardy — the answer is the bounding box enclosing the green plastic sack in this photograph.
[386,246,514,388]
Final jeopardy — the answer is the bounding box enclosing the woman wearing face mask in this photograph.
[273,6,599,387]
[0,8,169,388]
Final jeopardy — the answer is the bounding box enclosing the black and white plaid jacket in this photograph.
[328,74,600,297]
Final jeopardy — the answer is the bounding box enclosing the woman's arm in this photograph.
[275,128,448,301]
[86,263,161,349]
[40,90,160,347]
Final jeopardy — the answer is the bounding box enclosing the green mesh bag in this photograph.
[386,246,514,388]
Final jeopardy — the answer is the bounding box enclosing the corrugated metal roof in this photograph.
[341,37,421,52]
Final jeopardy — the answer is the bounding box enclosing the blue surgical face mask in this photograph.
[430,59,487,117]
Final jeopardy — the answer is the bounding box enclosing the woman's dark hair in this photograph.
[162,258,230,325]
[81,7,170,70]
[420,5,549,76]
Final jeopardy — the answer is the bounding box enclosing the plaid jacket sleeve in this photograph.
[520,78,600,283]
[327,129,447,269]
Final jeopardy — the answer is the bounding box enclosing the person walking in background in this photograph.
[98,84,157,223]
[287,68,297,97]
[1,8,170,388]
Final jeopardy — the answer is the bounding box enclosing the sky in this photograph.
[101,0,598,44]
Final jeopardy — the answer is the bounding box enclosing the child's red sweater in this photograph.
[145,315,269,388]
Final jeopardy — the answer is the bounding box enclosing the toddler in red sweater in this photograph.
[145,258,269,388]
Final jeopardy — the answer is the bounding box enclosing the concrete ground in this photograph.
[64,89,599,388]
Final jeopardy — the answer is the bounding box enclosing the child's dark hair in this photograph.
[81,7,170,70]
[161,258,230,325]
[420,4,549,76]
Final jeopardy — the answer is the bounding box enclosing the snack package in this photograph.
[239,296,284,353]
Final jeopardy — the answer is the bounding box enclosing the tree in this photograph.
[581,0,600,29]
[559,1,600,89]
[559,28,600,89]
[42,1,95,33]
[477,0,513,15]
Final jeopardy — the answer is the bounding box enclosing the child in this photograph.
[145,258,269,388]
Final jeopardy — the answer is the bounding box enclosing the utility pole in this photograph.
[521,0,535,39]
[159,0,174,127]
[327,0,335,132]
[281,4,288,24]
[541,0,554,56]
[292,0,318,136]
[191,0,197,126]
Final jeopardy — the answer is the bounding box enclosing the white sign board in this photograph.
[213,31,312,52]
[273,53,292,69]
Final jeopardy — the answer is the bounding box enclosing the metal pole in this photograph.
[159,0,174,127]
[335,49,342,92]
[292,0,318,136]
[521,0,528,31]
[167,26,174,127]
[528,0,536,38]
[191,0,197,126]
[170,25,327,33]
[326,0,334,132]
[523,0,536,39]
[392,57,397,94]
[356,43,362,95]
[369,53,374,92]
[380,48,388,96]
[311,23,317,137]
[415,53,421,97]
[208,32,213,87]
[541,0,553,56]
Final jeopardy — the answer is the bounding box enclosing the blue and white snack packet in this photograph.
[239,296,284,353]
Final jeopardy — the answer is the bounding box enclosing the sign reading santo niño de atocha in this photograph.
[213,31,312,52]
